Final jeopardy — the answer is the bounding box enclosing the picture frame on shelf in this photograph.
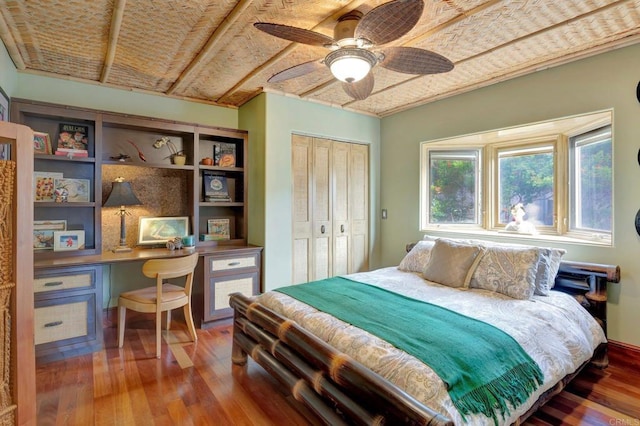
[138,216,189,246]
[53,177,90,202]
[53,230,85,251]
[205,217,232,240]
[34,171,63,202]
[33,220,67,250]
[33,131,52,155]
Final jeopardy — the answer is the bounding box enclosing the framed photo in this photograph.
[206,218,231,240]
[0,85,8,122]
[53,230,85,251]
[138,216,189,246]
[33,131,52,155]
[33,220,67,250]
[34,171,63,202]
[53,177,90,202]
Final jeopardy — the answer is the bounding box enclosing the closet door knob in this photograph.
[340,224,345,233]
[320,225,326,234]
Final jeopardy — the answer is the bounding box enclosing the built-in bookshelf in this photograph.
[12,98,249,260]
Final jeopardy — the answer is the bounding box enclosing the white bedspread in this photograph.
[258,267,606,425]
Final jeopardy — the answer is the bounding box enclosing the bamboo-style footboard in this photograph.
[230,260,619,425]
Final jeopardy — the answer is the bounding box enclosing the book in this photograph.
[213,142,236,167]
[57,123,89,152]
[203,171,230,200]
[55,150,89,158]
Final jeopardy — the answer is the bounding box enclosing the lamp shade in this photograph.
[103,181,141,207]
[325,48,377,83]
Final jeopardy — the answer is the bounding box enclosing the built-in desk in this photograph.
[34,245,263,363]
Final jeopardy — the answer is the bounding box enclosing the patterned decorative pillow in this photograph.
[469,245,540,300]
[398,240,436,273]
[422,238,485,288]
[546,248,567,290]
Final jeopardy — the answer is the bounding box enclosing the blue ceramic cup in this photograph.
[182,235,195,247]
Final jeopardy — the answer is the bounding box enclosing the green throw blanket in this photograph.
[275,277,543,425]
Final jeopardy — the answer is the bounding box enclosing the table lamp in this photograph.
[103,177,142,252]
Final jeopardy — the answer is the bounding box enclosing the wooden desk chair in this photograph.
[118,252,199,358]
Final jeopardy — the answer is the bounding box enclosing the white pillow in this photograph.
[422,238,485,288]
[398,240,435,273]
[469,245,540,300]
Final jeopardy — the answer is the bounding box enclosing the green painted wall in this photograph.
[0,42,18,100]
[380,43,640,346]
[15,73,238,129]
[240,93,381,292]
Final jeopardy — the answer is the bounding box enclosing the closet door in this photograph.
[349,143,369,273]
[332,141,350,276]
[291,135,313,284]
[312,138,333,280]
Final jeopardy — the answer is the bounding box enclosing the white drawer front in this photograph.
[210,256,256,272]
[34,301,88,345]
[34,273,92,293]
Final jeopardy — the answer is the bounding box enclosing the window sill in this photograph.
[421,227,612,247]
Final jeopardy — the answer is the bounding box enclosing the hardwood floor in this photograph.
[36,310,640,425]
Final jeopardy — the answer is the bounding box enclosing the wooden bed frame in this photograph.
[229,259,620,425]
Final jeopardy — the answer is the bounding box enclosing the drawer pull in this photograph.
[44,321,63,328]
[228,261,241,266]
[44,281,64,287]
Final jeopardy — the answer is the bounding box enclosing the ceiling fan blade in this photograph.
[380,46,454,74]
[355,0,424,45]
[267,59,326,83]
[342,73,374,100]
[254,23,334,46]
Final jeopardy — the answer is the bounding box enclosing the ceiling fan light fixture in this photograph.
[325,48,377,83]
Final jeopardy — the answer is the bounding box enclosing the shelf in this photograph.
[198,165,244,173]
[35,154,96,163]
[102,160,195,170]
[34,202,96,208]
[199,201,244,207]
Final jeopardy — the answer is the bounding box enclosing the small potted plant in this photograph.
[153,136,186,165]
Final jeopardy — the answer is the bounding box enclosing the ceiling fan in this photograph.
[254,0,454,101]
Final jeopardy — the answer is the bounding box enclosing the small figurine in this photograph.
[127,140,146,162]
[505,203,538,235]
[166,237,184,251]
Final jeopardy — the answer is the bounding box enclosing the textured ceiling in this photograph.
[1,0,639,117]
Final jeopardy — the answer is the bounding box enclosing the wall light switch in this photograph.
[382,209,387,219]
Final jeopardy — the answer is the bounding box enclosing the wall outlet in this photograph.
[382,209,387,219]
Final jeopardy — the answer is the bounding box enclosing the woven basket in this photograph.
[0,160,16,424]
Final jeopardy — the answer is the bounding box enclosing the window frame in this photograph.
[419,111,612,246]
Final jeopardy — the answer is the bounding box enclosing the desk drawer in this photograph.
[34,299,90,345]
[209,254,258,272]
[34,272,93,293]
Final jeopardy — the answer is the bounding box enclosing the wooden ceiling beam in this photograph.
[100,0,127,83]
[166,0,253,95]
[0,3,25,70]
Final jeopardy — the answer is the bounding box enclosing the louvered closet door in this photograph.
[312,138,333,280]
[349,143,369,273]
[292,135,313,284]
[292,135,369,283]
[332,141,350,276]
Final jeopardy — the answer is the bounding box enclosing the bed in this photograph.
[230,238,620,425]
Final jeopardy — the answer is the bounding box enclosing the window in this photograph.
[427,150,480,224]
[420,111,613,245]
[570,126,612,235]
